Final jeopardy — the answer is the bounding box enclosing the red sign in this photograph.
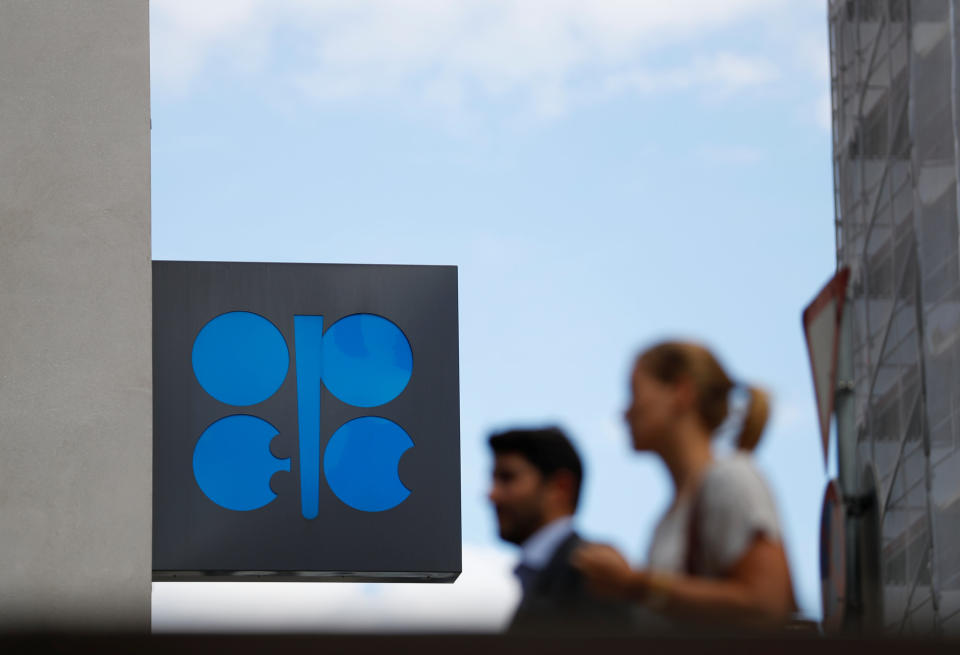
[803,268,850,468]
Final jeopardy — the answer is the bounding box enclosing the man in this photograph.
[488,427,633,633]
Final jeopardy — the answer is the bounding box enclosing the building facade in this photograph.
[0,1,151,630]
[829,0,960,634]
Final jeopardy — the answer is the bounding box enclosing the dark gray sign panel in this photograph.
[152,261,460,581]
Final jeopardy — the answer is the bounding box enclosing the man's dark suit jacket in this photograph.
[508,532,636,634]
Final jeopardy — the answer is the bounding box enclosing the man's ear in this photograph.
[546,470,577,513]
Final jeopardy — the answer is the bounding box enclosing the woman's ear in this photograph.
[672,376,697,415]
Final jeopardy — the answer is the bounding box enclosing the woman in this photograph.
[573,341,795,628]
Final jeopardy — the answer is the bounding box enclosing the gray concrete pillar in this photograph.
[0,0,151,631]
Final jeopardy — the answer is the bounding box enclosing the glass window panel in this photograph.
[912,0,949,22]
[920,189,958,273]
[936,497,960,590]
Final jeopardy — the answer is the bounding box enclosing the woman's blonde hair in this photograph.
[637,341,770,451]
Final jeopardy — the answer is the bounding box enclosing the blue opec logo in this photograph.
[190,311,414,518]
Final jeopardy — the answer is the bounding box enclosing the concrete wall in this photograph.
[0,1,151,631]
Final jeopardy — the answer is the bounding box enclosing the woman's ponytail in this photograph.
[736,386,770,451]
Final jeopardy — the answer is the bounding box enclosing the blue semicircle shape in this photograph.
[192,311,289,407]
[193,414,290,511]
[324,416,413,512]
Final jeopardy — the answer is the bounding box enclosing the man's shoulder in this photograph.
[537,530,584,578]
[510,531,636,633]
[534,531,614,599]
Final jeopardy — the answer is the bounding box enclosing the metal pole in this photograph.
[835,293,861,630]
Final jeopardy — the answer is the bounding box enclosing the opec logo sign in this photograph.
[153,261,460,580]
[192,311,414,517]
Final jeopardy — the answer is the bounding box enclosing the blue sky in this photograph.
[150,0,836,631]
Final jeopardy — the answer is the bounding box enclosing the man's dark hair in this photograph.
[488,427,584,510]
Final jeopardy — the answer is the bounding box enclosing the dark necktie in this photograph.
[513,562,538,597]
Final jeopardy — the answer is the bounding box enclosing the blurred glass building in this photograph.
[829,0,960,635]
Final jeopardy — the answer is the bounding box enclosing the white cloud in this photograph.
[151,0,791,114]
[152,544,520,633]
[790,24,830,85]
[602,53,779,102]
[707,52,781,90]
[150,0,274,90]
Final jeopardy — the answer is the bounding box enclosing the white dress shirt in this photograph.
[518,516,575,571]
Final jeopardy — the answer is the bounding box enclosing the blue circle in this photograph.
[324,417,413,512]
[192,311,289,406]
[322,314,412,408]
